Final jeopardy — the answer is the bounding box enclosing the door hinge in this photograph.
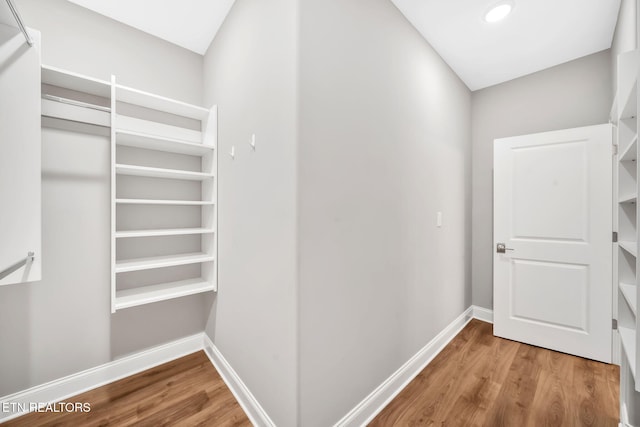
[613,143,618,156]
[613,231,618,243]
[613,319,618,330]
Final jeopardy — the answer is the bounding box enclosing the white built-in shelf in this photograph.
[41,65,111,98]
[620,282,638,317]
[115,228,215,238]
[115,84,209,120]
[115,252,214,273]
[620,81,638,121]
[114,278,215,310]
[115,164,214,181]
[620,241,638,257]
[620,326,637,378]
[620,135,638,162]
[116,199,215,206]
[620,194,638,204]
[116,129,214,156]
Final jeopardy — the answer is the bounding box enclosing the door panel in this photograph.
[512,141,588,241]
[494,124,612,363]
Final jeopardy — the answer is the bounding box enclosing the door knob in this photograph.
[496,243,514,253]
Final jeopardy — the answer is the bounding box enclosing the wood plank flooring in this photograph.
[370,319,620,427]
[4,351,251,427]
[3,320,620,426]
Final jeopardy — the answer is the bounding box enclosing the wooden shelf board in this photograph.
[619,326,637,379]
[115,278,215,310]
[619,194,638,204]
[116,84,209,120]
[115,228,215,238]
[619,241,638,258]
[116,199,214,206]
[115,164,213,181]
[620,135,638,162]
[620,282,638,317]
[115,252,214,273]
[116,129,213,156]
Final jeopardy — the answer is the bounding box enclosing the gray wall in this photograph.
[471,50,613,309]
[297,0,471,425]
[202,0,299,426]
[18,0,203,104]
[612,0,637,91]
[0,0,207,397]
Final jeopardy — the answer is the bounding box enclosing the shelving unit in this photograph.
[40,65,219,312]
[111,76,217,312]
[615,49,640,424]
[115,164,214,181]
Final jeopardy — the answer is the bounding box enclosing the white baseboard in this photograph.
[0,333,204,423]
[334,306,480,427]
[472,305,494,323]
[334,305,493,427]
[203,335,275,427]
[1,306,495,426]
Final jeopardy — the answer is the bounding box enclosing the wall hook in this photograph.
[250,134,256,151]
[229,146,235,160]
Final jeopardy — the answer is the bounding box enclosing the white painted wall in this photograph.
[612,0,638,91]
[471,50,612,309]
[0,0,207,397]
[202,0,299,426]
[17,0,203,104]
[297,0,471,425]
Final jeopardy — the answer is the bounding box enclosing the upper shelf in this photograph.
[620,135,638,162]
[41,65,111,98]
[115,84,209,121]
[116,129,213,156]
[617,50,640,121]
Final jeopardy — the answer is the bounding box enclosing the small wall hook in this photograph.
[250,134,256,151]
[229,146,235,160]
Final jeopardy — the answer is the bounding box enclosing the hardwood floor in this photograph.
[3,321,620,426]
[370,319,619,427]
[4,351,251,427]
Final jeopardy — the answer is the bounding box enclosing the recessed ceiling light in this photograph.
[484,2,514,23]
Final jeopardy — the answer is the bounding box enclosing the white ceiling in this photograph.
[67,0,236,55]
[390,0,622,90]
[67,0,621,90]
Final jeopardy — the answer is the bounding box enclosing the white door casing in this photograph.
[493,124,612,363]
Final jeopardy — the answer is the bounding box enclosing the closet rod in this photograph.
[43,94,112,112]
[5,0,33,47]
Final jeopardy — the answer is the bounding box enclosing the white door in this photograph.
[493,124,612,363]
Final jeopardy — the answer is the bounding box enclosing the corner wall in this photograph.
[201,0,299,426]
[471,50,613,309]
[297,0,472,425]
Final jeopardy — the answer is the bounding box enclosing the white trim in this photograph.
[620,401,631,427]
[472,305,494,323]
[202,335,276,427]
[334,306,478,427]
[0,333,204,423]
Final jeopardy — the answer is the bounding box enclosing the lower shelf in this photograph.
[620,282,638,316]
[620,241,638,257]
[115,278,215,310]
[619,326,637,379]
